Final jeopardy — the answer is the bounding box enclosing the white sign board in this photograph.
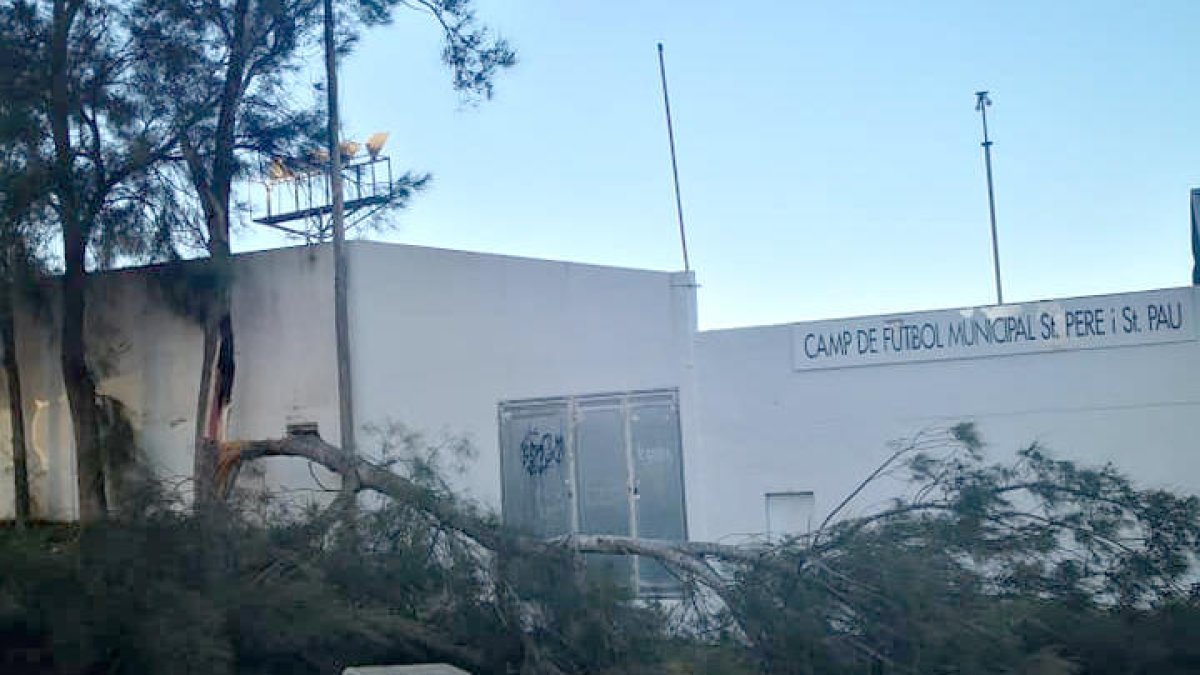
[792,287,1197,371]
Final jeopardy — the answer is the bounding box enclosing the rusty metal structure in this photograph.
[253,132,394,240]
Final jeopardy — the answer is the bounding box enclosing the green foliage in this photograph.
[4,425,1199,674]
[724,425,1200,673]
[0,0,190,271]
[126,0,512,252]
[0,2,55,273]
[0,490,678,674]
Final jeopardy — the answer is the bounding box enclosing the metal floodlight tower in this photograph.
[253,145,397,236]
[975,90,1003,305]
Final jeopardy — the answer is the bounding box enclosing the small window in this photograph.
[499,389,687,594]
[765,491,815,543]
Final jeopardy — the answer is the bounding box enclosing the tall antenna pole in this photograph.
[324,0,355,462]
[975,90,1003,305]
[657,43,691,272]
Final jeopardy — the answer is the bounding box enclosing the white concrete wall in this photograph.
[0,288,81,520]
[0,246,343,519]
[223,246,343,501]
[0,268,205,519]
[12,238,1191,551]
[1,242,694,520]
[347,241,695,512]
[689,287,1200,544]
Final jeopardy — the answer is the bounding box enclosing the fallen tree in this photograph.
[214,422,1200,673]
[4,423,1199,673]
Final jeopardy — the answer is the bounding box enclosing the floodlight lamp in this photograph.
[339,140,360,160]
[267,158,291,181]
[365,131,389,159]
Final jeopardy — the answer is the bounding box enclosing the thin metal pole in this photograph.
[976,91,1003,305]
[1190,188,1200,285]
[657,43,691,272]
[324,0,355,461]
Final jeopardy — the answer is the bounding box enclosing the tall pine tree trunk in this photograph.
[50,0,105,521]
[1,278,31,526]
[61,223,105,520]
[189,0,244,502]
[192,206,234,506]
[192,298,233,505]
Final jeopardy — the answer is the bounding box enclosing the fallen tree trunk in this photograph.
[217,435,757,599]
[220,435,506,552]
[219,433,769,654]
[213,425,1200,674]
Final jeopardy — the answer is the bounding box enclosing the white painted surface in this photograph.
[0,247,344,518]
[347,241,695,511]
[0,269,208,519]
[765,491,815,542]
[691,286,1200,544]
[3,240,1196,556]
[0,242,694,520]
[223,246,343,501]
[0,291,80,520]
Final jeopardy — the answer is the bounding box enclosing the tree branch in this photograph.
[218,433,764,639]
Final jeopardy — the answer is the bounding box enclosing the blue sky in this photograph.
[237,1,1200,330]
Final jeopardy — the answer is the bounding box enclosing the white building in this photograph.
[692,286,1199,544]
[2,241,1198,590]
